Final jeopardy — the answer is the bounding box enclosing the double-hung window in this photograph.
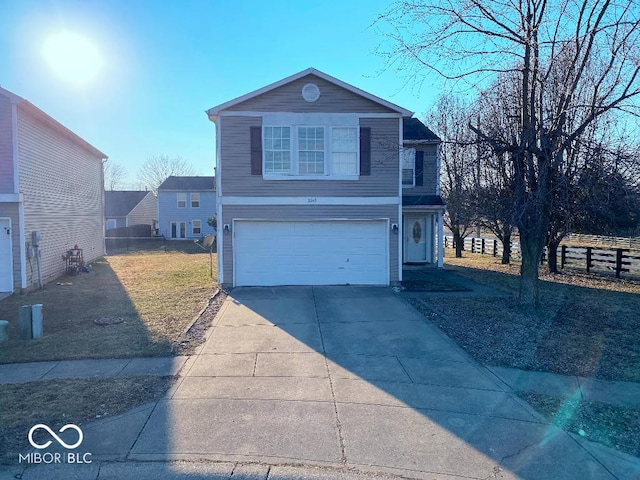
[298,126,325,174]
[177,193,187,208]
[262,122,359,179]
[331,127,358,175]
[264,126,291,174]
[190,193,200,208]
[402,148,416,188]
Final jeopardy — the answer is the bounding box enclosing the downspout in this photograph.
[12,102,27,290]
[398,117,403,283]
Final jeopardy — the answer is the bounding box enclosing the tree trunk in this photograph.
[501,232,511,264]
[453,230,463,258]
[519,233,545,306]
[547,239,561,273]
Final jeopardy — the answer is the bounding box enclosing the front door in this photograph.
[0,218,13,292]
[404,216,429,263]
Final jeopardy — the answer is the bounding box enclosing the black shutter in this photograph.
[250,126,262,175]
[415,150,424,186]
[359,127,371,176]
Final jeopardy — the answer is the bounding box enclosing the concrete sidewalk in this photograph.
[3,286,640,480]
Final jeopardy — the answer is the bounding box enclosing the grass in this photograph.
[0,376,173,465]
[410,252,640,457]
[433,254,640,382]
[0,241,218,364]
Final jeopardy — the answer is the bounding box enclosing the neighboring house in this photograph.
[157,176,216,240]
[104,190,157,231]
[0,87,107,293]
[206,67,445,288]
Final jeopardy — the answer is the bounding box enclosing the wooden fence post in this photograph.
[471,238,475,254]
[561,245,567,269]
[493,239,498,257]
[481,238,486,254]
[616,249,624,278]
[586,247,592,273]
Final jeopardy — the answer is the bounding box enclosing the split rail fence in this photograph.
[443,235,640,279]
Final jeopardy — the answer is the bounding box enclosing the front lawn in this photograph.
[409,253,640,456]
[0,243,218,364]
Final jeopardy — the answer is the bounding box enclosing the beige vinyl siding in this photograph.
[220,116,400,197]
[17,107,105,288]
[407,144,439,195]
[0,96,14,193]
[0,203,21,290]
[228,75,398,114]
[127,192,157,226]
[221,204,399,285]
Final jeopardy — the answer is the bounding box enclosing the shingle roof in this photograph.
[157,176,215,191]
[403,195,446,206]
[403,118,440,143]
[105,191,152,217]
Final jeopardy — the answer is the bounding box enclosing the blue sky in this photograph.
[0,0,441,187]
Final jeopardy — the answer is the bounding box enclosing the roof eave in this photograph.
[206,67,414,117]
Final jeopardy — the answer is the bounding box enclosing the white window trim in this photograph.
[191,193,200,208]
[402,148,416,189]
[177,193,187,208]
[192,219,202,235]
[262,123,360,181]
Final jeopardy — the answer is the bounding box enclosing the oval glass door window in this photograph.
[412,221,422,243]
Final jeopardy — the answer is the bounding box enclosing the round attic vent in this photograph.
[302,83,320,102]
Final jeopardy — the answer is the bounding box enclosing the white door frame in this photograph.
[403,214,431,264]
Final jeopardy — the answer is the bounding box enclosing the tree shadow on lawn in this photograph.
[429,264,640,383]
[0,258,172,364]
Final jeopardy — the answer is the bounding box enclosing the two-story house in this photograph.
[0,87,107,293]
[206,68,445,288]
[157,176,216,240]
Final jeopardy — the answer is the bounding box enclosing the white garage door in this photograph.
[234,220,388,286]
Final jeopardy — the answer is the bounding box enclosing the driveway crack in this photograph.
[313,287,347,465]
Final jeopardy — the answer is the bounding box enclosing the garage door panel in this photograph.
[234,220,387,287]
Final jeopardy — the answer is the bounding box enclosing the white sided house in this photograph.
[206,68,445,288]
[0,87,107,293]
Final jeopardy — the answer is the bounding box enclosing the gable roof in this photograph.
[105,191,153,217]
[158,176,215,191]
[206,67,413,118]
[403,117,440,143]
[0,86,108,159]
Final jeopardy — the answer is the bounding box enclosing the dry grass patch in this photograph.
[0,376,173,465]
[0,246,217,364]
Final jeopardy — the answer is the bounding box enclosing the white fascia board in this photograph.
[218,111,404,119]
[220,196,400,206]
[11,104,19,193]
[0,193,23,202]
[206,67,413,117]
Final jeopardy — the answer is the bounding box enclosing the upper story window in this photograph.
[261,124,359,179]
[402,148,416,188]
[177,193,187,208]
[264,126,291,174]
[191,193,200,208]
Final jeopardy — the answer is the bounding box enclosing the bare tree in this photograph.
[136,155,197,194]
[428,94,478,257]
[103,161,128,191]
[380,0,640,305]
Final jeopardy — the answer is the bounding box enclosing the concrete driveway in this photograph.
[122,286,620,480]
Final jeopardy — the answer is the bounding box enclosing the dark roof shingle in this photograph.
[403,118,440,142]
[105,191,152,217]
[158,176,215,191]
